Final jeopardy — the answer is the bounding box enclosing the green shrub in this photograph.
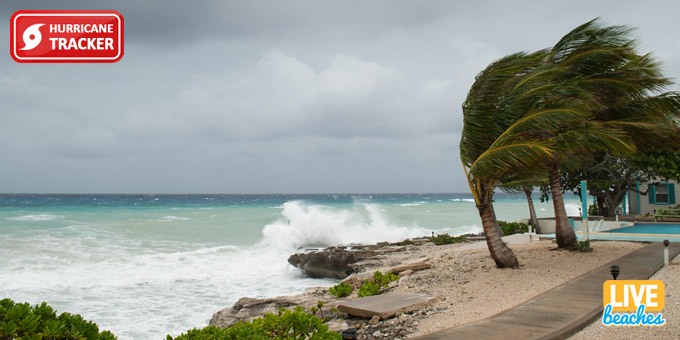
[574,240,593,252]
[500,222,529,236]
[430,233,467,245]
[309,301,345,321]
[328,282,353,298]
[357,280,380,298]
[0,298,117,340]
[357,271,399,298]
[372,271,399,287]
[588,204,599,216]
[400,238,415,246]
[167,306,340,340]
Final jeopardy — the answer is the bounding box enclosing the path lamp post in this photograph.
[664,240,670,265]
[610,265,620,280]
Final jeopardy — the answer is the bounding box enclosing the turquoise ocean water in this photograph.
[0,193,580,339]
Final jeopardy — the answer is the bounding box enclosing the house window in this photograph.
[656,184,669,204]
[649,183,676,205]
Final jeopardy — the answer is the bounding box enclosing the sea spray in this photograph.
[259,200,431,250]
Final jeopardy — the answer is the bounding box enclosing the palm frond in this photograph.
[469,142,554,178]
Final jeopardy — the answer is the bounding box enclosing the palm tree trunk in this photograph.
[490,204,504,236]
[523,186,540,233]
[477,202,519,268]
[548,162,577,248]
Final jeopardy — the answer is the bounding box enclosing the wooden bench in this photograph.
[654,208,680,222]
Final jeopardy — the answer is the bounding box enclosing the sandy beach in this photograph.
[230,237,670,339]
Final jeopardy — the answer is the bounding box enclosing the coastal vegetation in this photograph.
[460,18,680,267]
[574,240,593,252]
[357,271,400,298]
[0,299,117,340]
[400,238,416,246]
[328,282,353,298]
[167,306,340,340]
[328,270,400,299]
[497,221,529,236]
[429,233,467,245]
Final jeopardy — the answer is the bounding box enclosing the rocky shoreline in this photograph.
[209,238,645,340]
[209,237,443,339]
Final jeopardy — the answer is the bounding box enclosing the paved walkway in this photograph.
[412,242,680,340]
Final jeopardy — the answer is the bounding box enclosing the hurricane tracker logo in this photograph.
[10,10,124,63]
[602,280,666,326]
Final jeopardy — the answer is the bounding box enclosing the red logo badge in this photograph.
[10,10,124,63]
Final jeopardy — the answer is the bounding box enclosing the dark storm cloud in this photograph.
[0,1,678,193]
[2,1,457,47]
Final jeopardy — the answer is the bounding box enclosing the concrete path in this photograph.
[412,242,680,340]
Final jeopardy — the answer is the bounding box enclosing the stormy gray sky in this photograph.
[1,1,679,194]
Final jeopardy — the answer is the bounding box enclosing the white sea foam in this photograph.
[398,202,425,207]
[433,224,482,236]
[160,216,191,221]
[260,201,429,250]
[451,198,476,203]
[6,214,64,221]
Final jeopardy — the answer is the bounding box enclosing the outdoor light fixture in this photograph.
[610,265,620,280]
[664,239,670,247]
[341,328,358,340]
[664,240,670,265]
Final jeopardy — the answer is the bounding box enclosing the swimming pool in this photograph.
[603,223,680,235]
[542,222,680,242]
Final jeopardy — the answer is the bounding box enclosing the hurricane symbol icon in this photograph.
[20,23,45,50]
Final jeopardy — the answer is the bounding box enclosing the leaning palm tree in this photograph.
[460,51,593,267]
[533,19,680,247]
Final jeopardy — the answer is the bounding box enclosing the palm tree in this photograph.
[460,51,592,268]
[523,186,540,233]
[499,174,547,233]
[534,19,680,248]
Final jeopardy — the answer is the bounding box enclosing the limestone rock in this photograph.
[209,296,298,328]
[342,274,363,289]
[325,319,349,333]
[387,257,431,275]
[209,288,345,329]
[399,269,414,277]
[369,315,380,324]
[288,247,375,279]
